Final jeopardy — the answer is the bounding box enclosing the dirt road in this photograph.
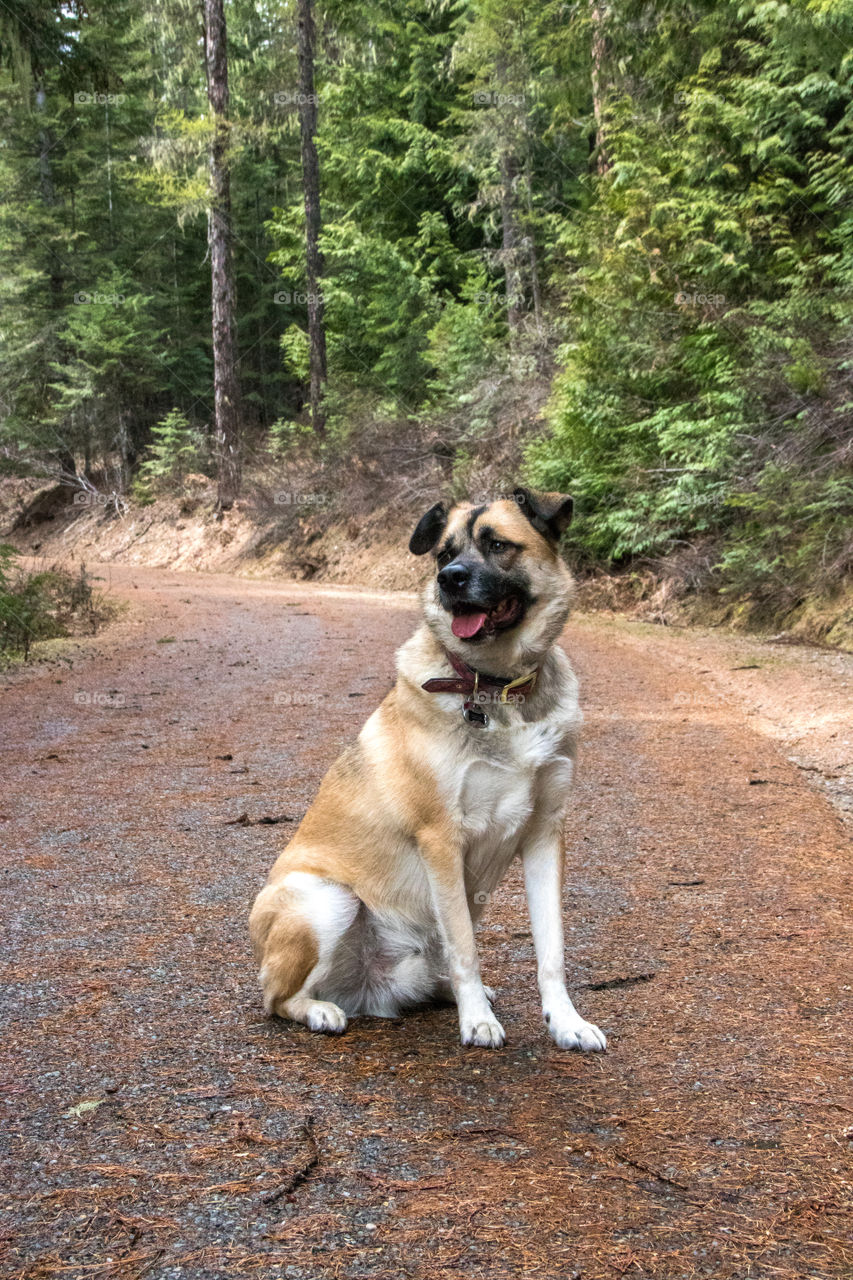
[2,566,851,1280]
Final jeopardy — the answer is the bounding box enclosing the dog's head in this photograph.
[409,487,575,667]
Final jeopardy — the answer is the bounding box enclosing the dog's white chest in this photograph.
[437,718,573,842]
[458,758,534,837]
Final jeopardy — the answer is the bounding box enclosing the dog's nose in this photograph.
[437,562,470,592]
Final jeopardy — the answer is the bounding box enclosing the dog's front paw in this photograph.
[304,1000,348,1034]
[546,1012,607,1052]
[460,1013,506,1048]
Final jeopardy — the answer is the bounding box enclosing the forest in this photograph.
[1,0,852,634]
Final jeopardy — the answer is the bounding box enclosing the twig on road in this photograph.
[260,1114,319,1205]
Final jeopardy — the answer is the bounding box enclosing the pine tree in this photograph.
[296,0,327,432]
[203,0,242,509]
[139,407,200,487]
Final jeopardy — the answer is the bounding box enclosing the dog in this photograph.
[249,487,606,1051]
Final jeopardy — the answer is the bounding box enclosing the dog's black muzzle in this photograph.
[436,559,509,612]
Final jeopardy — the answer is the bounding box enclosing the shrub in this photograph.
[138,409,205,490]
[0,547,110,660]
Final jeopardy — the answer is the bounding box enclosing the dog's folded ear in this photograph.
[513,487,574,544]
[409,501,448,555]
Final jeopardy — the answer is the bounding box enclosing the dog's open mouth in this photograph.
[450,596,524,641]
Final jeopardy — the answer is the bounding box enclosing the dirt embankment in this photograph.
[2,472,425,592]
[2,376,554,595]
[5,460,853,650]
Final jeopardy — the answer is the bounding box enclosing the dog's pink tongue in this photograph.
[451,612,487,639]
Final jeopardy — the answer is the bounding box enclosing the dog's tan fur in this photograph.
[249,493,606,1049]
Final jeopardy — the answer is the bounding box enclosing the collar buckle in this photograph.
[500,668,538,703]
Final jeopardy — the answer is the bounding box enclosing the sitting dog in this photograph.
[249,487,606,1051]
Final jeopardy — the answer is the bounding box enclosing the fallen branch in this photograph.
[260,1114,319,1205]
[583,972,657,991]
[615,1153,689,1191]
[223,812,294,826]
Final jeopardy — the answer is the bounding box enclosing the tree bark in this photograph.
[203,0,242,509]
[590,0,610,174]
[296,0,327,433]
[500,150,523,334]
[523,160,543,338]
[36,83,76,478]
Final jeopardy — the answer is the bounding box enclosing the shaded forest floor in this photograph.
[1,565,851,1279]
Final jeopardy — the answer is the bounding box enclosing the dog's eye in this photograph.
[490,539,508,553]
[436,549,453,568]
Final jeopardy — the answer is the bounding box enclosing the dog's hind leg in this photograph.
[249,871,359,1033]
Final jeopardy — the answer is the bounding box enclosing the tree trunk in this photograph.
[523,161,543,338]
[296,0,327,433]
[255,190,268,429]
[116,407,135,490]
[590,1,610,174]
[203,0,242,510]
[36,83,76,478]
[500,150,523,334]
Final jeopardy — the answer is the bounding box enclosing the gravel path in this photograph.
[2,566,851,1280]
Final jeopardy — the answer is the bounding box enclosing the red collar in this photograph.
[421,649,539,704]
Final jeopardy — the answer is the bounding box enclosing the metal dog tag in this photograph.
[462,701,489,728]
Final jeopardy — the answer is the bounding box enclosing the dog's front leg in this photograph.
[522,830,607,1051]
[420,828,505,1048]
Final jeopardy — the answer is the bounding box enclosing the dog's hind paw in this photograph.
[460,1014,506,1049]
[547,1012,606,1052]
